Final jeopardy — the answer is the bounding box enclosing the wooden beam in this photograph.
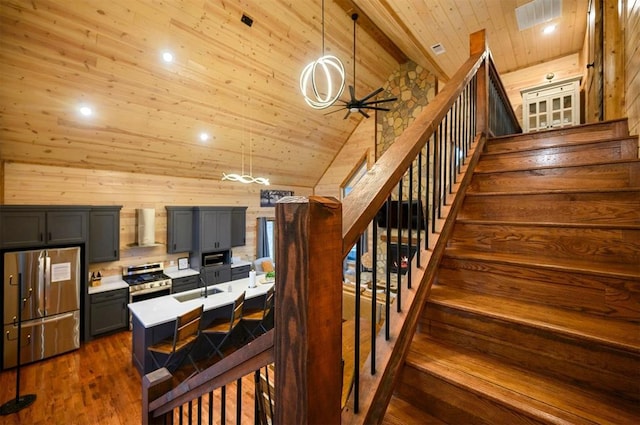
[274,196,343,424]
[333,0,408,64]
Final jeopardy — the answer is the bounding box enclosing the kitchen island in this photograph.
[128,277,273,375]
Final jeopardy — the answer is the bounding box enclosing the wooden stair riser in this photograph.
[447,223,640,266]
[458,191,640,225]
[436,259,640,321]
[470,161,640,193]
[486,120,631,153]
[421,304,640,402]
[476,138,639,173]
[395,366,545,425]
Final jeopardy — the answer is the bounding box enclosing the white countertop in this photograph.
[128,277,274,328]
[164,267,200,279]
[231,260,252,268]
[88,275,129,295]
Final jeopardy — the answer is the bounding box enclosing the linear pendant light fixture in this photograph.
[222,13,269,186]
[299,0,345,109]
[221,140,269,185]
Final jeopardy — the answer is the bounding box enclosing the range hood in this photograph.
[135,208,160,247]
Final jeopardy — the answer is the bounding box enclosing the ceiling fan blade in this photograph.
[362,97,398,106]
[344,109,352,119]
[358,87,384,103]
[360,106,391,112]
[349,85,356,101]
[358,109,370,118]
[324,107,347,116]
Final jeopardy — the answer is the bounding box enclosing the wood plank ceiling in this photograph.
[0,0,587,188]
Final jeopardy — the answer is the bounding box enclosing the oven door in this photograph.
[129,287,171,303]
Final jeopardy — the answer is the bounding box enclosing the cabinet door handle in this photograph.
[114,250,117,257]
[39,233,43,242]
[48,232,52,241]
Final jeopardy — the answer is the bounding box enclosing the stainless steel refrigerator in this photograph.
[3,247,81,368]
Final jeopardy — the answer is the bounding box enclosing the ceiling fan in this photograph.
[329,13,397,119]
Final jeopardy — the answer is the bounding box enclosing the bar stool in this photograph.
[243,286,275,339]
[147,304,204,373]
[201,291,246,360]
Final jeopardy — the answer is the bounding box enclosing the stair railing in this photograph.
[142,330,274,424]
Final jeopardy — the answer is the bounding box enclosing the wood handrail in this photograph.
[144,329,274,421]
[341,50,487,258]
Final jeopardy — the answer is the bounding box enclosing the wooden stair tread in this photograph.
[382,395,447,425]
[427,285,640,352]
[472,157,640,175]
[465,186,640,196]
[444,248,640,280]
[455,218,640,230]
[483,135,638,156]
[406,335,640,425]
[488,119,629,145]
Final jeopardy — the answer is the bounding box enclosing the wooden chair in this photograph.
[243,286,275,339]
[147,304,203,373]
[201,291,246,359]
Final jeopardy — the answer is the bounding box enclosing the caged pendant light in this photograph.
[299,0,345,109]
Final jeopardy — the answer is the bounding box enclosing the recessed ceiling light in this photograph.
[543,24,556,34]
[162,51,174,63]
[199,132,209,142]
[79,105,93,117]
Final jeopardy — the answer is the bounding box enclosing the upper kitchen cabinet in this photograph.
[0,206,89,249]
[231,207,247,247]
[166,207,193,254]
[194,207,231,252]
[89,206,122,263]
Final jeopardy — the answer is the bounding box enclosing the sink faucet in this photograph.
[200,268,208,298]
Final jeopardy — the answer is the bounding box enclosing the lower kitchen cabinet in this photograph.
[201,265,232,286]
[90,288,128,336]
[171,275,199,294]
[231,265,250,281]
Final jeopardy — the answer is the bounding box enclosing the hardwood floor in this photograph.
[0,331,140,424]
[0,331,263,425]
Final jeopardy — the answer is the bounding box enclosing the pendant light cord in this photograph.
[321,0,325,55]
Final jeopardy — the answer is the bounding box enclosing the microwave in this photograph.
[202,251,229,267]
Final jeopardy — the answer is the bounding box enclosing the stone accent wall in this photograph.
[376,61,437,158]
[373,60,437,283]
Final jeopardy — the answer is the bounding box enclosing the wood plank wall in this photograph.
[500,53,585,127]
[314,117,376,200]
[2,162,312,277]
[626,0,640,136]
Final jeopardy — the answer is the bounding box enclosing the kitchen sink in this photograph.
[173,287,223,302]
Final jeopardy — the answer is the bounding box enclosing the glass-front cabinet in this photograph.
[521,76,581,133]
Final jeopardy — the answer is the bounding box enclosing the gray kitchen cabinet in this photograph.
[0,206,88,249]
[231,207,247,247]
[231,265,250,281]
[166,207,193,253]
[89,206,121,263]
[201,265,232,286]
[90,288,128,336]
[194,207,231,252]
[171,275,199,294]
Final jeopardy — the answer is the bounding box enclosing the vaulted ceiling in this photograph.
[0,0,588,188]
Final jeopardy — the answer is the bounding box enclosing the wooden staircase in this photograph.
[383,120,640,424]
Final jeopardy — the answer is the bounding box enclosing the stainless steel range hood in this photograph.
[135,208,160,246]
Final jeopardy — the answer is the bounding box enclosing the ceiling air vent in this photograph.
[516,0,562,31]
[430,43,446,55]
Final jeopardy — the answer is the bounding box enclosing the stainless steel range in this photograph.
[123,263,172,303]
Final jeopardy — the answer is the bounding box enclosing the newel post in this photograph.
[274,196,343,424]
[471,29,489,137]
